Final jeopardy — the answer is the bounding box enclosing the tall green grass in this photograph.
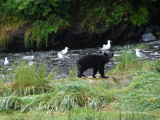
[0,80,114,112]
[110,49,160,112]
[112,48,140,73]
[69,107,157,120]
[0,48,159,119]
[0,108,158,120]
[116,67,160,111]
[0,61,55,96]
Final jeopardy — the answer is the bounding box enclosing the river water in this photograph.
[0,40,160,80]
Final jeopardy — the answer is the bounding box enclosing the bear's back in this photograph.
[77,55,105,68]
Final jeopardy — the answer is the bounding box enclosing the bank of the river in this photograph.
[0,45,159,120]
[0,40,160,80]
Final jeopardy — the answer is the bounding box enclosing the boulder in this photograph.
[142,32,156,42]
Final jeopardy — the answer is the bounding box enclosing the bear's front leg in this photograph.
[98,65,109,78]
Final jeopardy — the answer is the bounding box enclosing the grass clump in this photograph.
[106,48,160,112]
[111,48,141,73]
[22,81,111,112]
[69,107,157,120]
[0,61,54,96]
[0,80,114,112]
[135,44,151,49]
[116,60,160,112]
[0,109,157,120]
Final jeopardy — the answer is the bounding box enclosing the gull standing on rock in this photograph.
[135,49,148,59]
[4,57,9,66]
[100,40,111,52]
[61,47,69,55]
[57,52,69,60]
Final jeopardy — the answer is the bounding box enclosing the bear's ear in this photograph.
[103,52,108,56]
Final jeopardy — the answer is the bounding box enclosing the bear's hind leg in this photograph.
[93,68,98,78]
[78,68,85,78]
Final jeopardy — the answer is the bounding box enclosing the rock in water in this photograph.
[23,56,34,61]
[142,33,156,42]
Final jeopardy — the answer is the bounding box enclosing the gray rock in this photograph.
[142,33,156,42]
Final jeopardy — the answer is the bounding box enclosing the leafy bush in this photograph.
[24,15,70,48]
[0,0,160,48]
[80,4,107,32]
[129,7,149,26]
[106,2,130,28]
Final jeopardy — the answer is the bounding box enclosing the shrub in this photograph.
[129,7,149,27]
[24,15,70,48]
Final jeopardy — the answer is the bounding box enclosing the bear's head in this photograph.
[103,52,114,62]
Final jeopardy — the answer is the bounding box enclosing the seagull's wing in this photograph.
[61,50,65,54]
[140,52,148,58]
[61,49,68,55]
[100,45,107,51]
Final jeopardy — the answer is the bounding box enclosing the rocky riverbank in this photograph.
[0,40,160,80]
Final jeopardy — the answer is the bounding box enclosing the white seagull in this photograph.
[100,40,111,51]
[24,61,34,68]
[23,56,34,61]
[61,47,69,55]
[57,52,69,60]
[4,57,9,66]
[135,49,148,58]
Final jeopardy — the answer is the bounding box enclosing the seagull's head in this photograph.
[57,52,61,55]
[108,40,112,43]
[65,47,69,50]
[135,49,140,52]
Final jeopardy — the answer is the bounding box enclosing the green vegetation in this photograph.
[0,109,157,120]
[129,7,149,27]
[0,48,160,119]
[156,31,160,37]
[135,44,151,49]
[0,0,160,49]
[0,61,54,96]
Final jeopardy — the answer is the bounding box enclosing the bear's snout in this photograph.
[109,58,113,62]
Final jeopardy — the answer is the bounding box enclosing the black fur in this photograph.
[77,52,114,78]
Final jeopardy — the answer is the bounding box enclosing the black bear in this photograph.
[77,52,114,78]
